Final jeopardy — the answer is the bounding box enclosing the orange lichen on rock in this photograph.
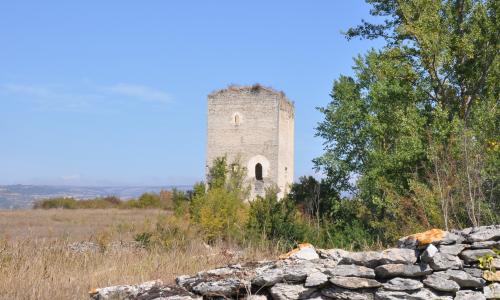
[89,288,98,294]
[279,243,314,259]
[408,229,446,246]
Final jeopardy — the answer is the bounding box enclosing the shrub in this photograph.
[172,189,190,217]
[189,157,249,243]
[197,187,247,243]
[134,215,195,250]
[136,193,162,208]
[247,188,308,249]
[33,197,78,209]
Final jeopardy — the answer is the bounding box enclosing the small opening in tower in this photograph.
[255,163,263,181]
[234,114,240,125]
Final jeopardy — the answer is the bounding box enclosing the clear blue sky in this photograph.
[0,1,382,186]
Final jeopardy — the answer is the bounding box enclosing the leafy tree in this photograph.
[315,0,499,242]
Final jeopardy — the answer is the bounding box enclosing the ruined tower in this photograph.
[206,84,294,199]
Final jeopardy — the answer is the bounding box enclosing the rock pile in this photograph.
[90,225,500,300]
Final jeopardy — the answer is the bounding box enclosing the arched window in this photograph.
[255,163,263,180]
[234,114,240,125]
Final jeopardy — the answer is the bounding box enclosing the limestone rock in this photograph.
[483,270,500,282]
[423,274,460,292]
[465,225,500,242]
[428,253,463,271]
[192,278,249,297]
[340,251,383,267]
[398,229,461,249]
[374,290,414,300]
[376,288,453,300]
[382,277,423,291]
[493,258,500,269]
[327,264,376,278]
[269,283,317,300]
[460,249,496,264]
[454,290,486,300]
[329,276,381,289]
[291,246,320,260]
[483,283,500,299]
[470,241,500,249]
[177,265,251,298]
[89,280,200,300]
[317,248,349,262]
[252,265,284,287]
[340,248,418,267]
[282,260,319,282]
[246,296,269,300]
[421,244,439,262]
[463,267,484,278]
[374,290,448,300]
[321,286,374,300]
[375,264,433,278]
[279,243,319,260]
[440,269,486,288]
[304,271,329,287]
[379,248,419,265]
[413,288,453,300]
[438,244,467,256]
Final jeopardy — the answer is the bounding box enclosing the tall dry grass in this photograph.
[0,209,278,300]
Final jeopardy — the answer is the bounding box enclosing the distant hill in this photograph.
[0,185,192,209]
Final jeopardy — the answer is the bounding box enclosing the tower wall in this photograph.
[206,85,294,199]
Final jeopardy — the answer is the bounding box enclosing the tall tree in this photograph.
[315,0,499,240]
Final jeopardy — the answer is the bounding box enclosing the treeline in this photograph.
[33,190,187,210]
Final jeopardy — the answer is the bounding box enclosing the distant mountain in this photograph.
[0,184,192,209]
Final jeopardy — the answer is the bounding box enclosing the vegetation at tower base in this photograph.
[313,0,499,244]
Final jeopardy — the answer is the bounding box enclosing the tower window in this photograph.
[255,163,263,181]
[234,114,240,125]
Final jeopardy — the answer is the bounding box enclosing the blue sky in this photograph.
[0,1,382,186]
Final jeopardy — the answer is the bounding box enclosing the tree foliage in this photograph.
[315,0,499,242]
[190,156,249,243]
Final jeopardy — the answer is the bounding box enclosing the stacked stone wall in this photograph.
[90,225,500,300]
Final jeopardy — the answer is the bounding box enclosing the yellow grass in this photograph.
[0,209,277,300]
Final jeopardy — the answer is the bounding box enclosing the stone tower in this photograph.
[206,84,294,199]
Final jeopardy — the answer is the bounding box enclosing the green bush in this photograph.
[34,197,78,209]
[133,215,195,250]
[172,189,190,217]
[195,187,247,243]
[247,188,308,248]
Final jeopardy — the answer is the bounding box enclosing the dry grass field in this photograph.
[0,209,277,300]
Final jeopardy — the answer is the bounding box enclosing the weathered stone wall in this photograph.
[206,85,294,199]
[90,225,500,300]
[277,98,294,199]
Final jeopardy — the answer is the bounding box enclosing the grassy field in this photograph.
[0,209,277,300]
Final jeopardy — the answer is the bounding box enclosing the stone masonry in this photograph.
[90,225,500,300]
[206,84,294,199]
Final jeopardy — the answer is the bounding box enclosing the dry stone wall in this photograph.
[90,225,500,300]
